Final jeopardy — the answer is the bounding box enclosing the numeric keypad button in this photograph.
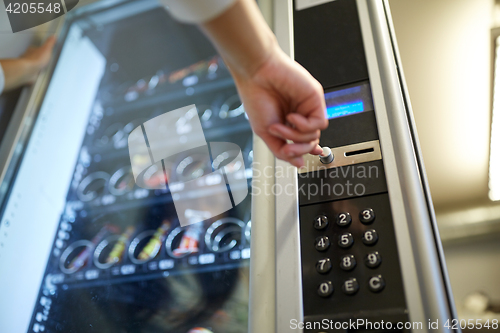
[338,232,354,248]
[340,254,356,271]
[316,258,332,274]
[362,229,378,245]
[315,236,330,252]
[336,212,352,227]
[314,215,329,230]
[359,208,375,224]
[342,278,359,295]
[317,281,334,297]
[368,275,385,292]
[365,251,382,268]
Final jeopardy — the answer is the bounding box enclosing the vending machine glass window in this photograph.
[0,1,252,332]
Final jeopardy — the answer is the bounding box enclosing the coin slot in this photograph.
[344,147,374,157]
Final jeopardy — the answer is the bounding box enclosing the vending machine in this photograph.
[268,0,459,332]
[0,0,459,333]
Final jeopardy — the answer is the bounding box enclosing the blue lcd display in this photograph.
[326,100,364,119]
[324,82,373,119]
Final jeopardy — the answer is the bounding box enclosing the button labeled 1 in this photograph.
[314,215,329,230]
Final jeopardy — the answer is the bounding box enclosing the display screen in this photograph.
[324,81,374,119]
[0,1,252,332]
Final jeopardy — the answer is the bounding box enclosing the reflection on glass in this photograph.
[20,1,254,332]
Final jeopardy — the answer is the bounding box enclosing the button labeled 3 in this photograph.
[359,208,375,224]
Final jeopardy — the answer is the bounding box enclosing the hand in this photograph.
[0,36,56,92]
[20,36,56,84]
[231,42,328,167]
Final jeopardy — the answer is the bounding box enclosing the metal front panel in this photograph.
[274,0,458,331]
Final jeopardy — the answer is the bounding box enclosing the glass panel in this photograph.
[0,2,252,332]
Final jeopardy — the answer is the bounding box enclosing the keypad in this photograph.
[318,281,334,297]
[315,236,330,251]
[313,215,329,230]
[308,206,389,301]
[336,212,352,227]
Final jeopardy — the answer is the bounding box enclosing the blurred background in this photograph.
[1,0,499,326]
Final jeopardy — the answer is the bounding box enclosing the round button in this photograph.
[314,215,329,230]
[338,232,354,248]
[340,254,356,271]
[368,275,385,292]
[359,208,375,224]
[342,278,359,295]
[362,229,378,245]
[365,251,382,268]
[336,212,352,227]
[316,258,332,274]
[317,280,334,297]
[315,236,330,252]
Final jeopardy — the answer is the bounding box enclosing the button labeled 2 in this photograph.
[336,212,352,227]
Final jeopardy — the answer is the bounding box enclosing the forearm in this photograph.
[0,59,37,92]
[200,0,277,79]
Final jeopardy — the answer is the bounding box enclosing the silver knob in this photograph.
[319,146,334,164]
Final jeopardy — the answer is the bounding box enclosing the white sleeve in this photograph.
[0,63,4,94]
[159,0,238,23]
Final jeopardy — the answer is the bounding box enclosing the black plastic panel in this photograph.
[298,160,387,206]
[320,110,379,150]
[293,0,369,89]
[299,193,407,318]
